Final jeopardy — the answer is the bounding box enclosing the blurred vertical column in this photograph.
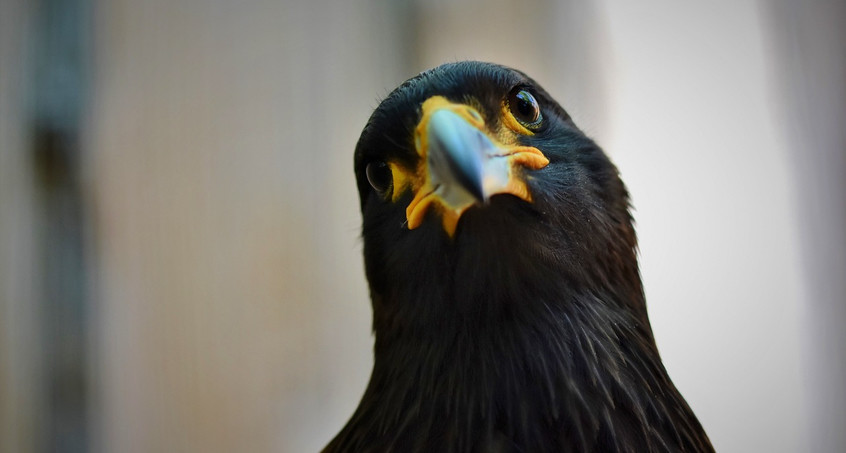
[32,0,92,450]
[409,0,549,78]
[763,3,846,452]
[541,1,612,141]
[1,0,92,451]
[0,0,41,452]
[407,0,608,137]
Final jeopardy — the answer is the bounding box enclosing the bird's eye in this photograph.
[507,87,542,129]
[366,161,393,197]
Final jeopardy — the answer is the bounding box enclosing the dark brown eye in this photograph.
[366,161,392,197]
[507,87,542,128]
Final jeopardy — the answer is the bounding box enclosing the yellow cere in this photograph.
[389,162,413,203]
[390,95,550,237]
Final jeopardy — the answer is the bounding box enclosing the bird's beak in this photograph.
[402,96,549,236]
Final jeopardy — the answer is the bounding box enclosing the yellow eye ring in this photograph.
[504,87,543,134]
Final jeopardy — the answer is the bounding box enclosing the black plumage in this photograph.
[324,62,713,452]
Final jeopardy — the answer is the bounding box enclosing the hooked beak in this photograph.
[404,96,549,236]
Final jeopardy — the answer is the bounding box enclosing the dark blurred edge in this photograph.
[30,0,92,451]
[762,2,846,452]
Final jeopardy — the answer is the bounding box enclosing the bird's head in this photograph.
[354,62,643,339]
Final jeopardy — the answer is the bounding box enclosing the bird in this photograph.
[324,61,713,453]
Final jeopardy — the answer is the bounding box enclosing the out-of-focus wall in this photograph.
[87,1,407,451]
[764,3,846,451]
[0,0,843,452]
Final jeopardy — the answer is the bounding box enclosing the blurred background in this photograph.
[1,0,844,452]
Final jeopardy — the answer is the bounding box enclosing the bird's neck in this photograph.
[330,286,707,452]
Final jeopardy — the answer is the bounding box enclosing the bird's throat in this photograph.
[331,291,698,452]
